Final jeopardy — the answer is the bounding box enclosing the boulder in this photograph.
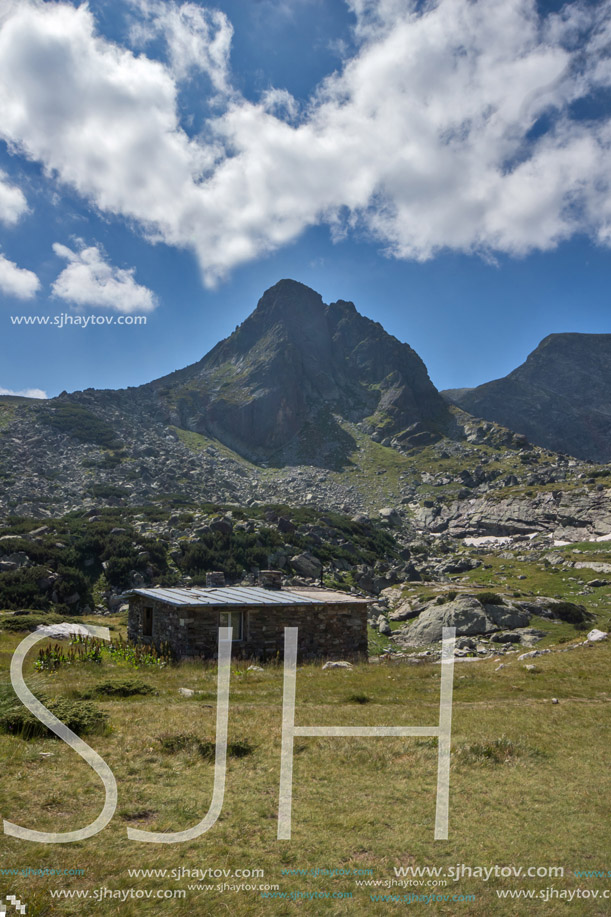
[388,600,419,622]
[277,516,296,534]
[210,517,233,535]
[290,552,322,579]
[399,594,531,646]
[400,595,491,645]
[378,507,401,525]
[482,603,530,630]
[490,632,521,644]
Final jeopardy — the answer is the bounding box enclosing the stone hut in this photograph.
[127,584,369,661]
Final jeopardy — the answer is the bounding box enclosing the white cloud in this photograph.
[130,0,233,89]
[0,0,609,285]
[0,170,28,225]
[51,242,157,313]
[0,252,40,299]
[0,386,47,399]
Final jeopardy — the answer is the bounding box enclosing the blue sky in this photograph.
[0,0,609,399]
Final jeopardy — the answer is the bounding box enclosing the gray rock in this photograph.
[400,595,490,645]
[322,661,353,669]
[388,600,418,622]
[455,637,476,649]
[586,629,608,642]
[291,552,322,579]
[574,561,611,573]
[399,594,531,646]
[517,649,551,660]
[210,517,233,535]
[490,632,521,644]
[379,507,401,525]
[483,603,531,630]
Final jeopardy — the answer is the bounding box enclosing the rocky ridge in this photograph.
[443,333,611,463]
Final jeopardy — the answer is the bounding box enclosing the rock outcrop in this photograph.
[396,594,589,646]
[397,594,531,645]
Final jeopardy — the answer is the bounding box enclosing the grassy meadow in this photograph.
[0,587,610,916]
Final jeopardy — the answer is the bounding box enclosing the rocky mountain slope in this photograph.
[0,282,609,546]
[443,333,611,463]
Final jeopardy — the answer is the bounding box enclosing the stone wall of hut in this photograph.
[127,595,368,661]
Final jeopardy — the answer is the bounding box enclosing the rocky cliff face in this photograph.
[147,279,450,464]
[443,333,611,463]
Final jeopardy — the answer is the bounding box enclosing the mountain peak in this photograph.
[257,278,324,309]
[150,280,449,464]
[243,278,327,341]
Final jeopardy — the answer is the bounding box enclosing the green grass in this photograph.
[0,611,609,916]
[171,426,255,470]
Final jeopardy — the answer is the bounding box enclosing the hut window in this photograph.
[219,610,243,641]
[142,606,153,637]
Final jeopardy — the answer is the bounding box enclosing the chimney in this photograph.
[260,570,282,590]
[206,571,226,587]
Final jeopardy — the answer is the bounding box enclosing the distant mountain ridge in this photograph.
[443,333,611,463]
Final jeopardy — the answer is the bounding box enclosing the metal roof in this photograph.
[126,585,368,608]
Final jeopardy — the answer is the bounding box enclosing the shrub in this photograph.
[1,612,65,632]
[550,601,590,624]
[103,636,173,668]
[158,733,254,759]
[345,693,371,704]
[0,681,107,739]
[435,590,458,605]
[82,679,157,699]
[34,640,102,671]
[477,592,506,606]
[39,402,119,448]
[86,483,130,500]
[455,735,546,765]
[0,567,55,610]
